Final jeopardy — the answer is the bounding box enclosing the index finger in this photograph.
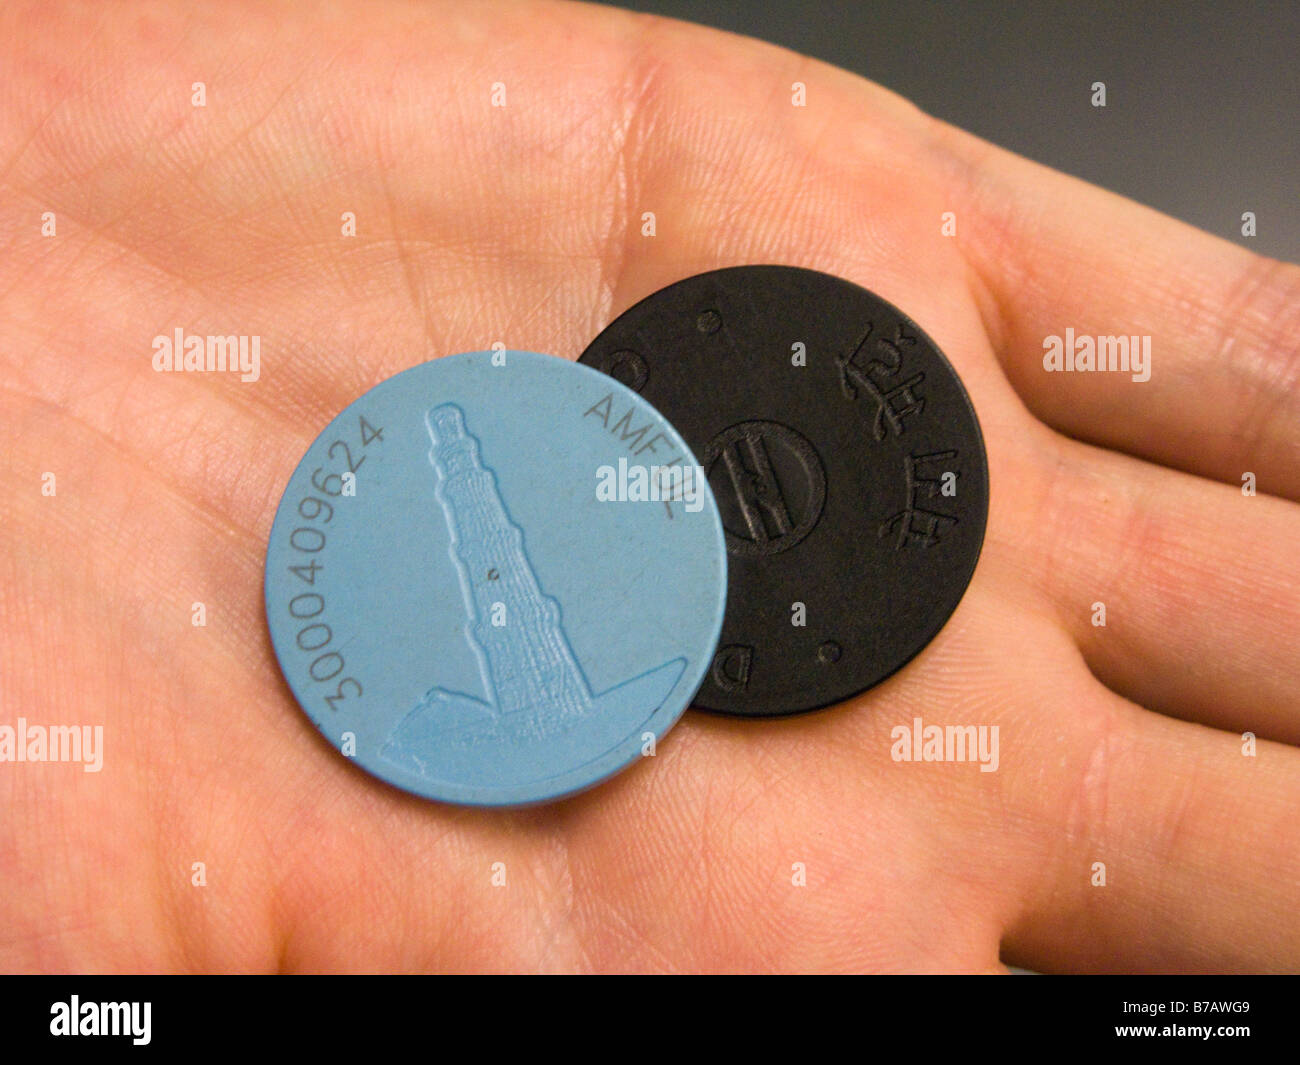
[930,119,1300,500]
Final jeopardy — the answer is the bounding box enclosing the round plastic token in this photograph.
[265,351,726,806]
[580,266,988,717]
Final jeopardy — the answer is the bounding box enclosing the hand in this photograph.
[2,0,1297,973]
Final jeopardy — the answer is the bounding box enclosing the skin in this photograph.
[0,0,1297,974]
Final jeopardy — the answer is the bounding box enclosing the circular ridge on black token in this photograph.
[579,265,988,717]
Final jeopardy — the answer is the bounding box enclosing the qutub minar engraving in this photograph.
[383,404,684,770]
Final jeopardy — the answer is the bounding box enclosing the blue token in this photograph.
[265,351,726,806]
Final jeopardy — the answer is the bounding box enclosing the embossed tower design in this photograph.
[426,404,594,725]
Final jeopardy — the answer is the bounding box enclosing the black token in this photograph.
[579,265,988,717]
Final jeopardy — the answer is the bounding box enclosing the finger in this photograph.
[1006,429,1300,744]
[1001,674,1300,973]
[929,119,1300,500]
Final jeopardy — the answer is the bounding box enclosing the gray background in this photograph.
[602,0,1298,261]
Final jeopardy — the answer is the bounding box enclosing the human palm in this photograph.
[3,0,1298,973]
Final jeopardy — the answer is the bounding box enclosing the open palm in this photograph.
[3,0,1298,973]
